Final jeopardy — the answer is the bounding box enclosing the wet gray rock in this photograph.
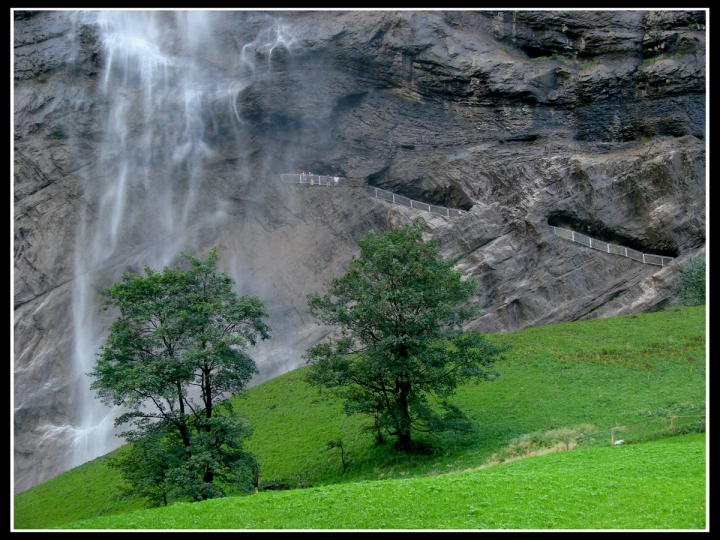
[13,9,705,492]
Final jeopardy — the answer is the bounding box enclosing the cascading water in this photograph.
[15,9,365,493]
[58,10,300,474]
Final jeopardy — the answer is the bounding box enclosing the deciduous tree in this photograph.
[304,220,504,451]
[90,248,268,504]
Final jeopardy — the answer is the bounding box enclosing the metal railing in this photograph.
[365,185,466,218]
[550,225,674,266]
[280,174,346,186]
[280,174,467,218]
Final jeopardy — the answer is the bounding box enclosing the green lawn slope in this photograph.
[57,433,706,530]
[14,305,706,529]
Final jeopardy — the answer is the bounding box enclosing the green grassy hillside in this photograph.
[55,433,707,530]
[14,306,706,529]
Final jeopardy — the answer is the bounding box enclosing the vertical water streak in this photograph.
[68,10,218,468]
[51,9,299,476]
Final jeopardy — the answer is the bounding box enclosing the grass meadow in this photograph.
[55,433,706,530]
[13,305,706,530]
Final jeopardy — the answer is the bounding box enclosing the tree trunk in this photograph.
[204,367,212,428]
[177,381,191,447]
[177,421,190,448]
[374,416,384,445]
[396,427,412,451]
[396,378,412,451]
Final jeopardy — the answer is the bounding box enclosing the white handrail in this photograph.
[280,175,467,218]
[550,225,674,266]
[364,185,465,218]
[280,174,345,186]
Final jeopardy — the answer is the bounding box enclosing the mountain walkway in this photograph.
[279,175,673,266]
[280,174,465,218]
[549,225,674,266]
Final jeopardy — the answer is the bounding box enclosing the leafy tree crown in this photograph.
[89,247,268,504]
[304,220,505,451]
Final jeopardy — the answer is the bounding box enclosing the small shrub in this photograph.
[325,439,350,474]
[641,53,682,65]
[483,424,596,464]
[674,254,706,306]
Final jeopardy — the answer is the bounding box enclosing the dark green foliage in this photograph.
[304,220,506,451]
[674,254,706,306]
[89,248,269,505]
[110,427,183,507]
[111,413,259,506]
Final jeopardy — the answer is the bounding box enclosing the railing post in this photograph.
[571,231,575,242]
[625,247,628,257]
[642,254,645,264]
[410,200,413,208]
[447,208,449,217]
[392,193,395,204]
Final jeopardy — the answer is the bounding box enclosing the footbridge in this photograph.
[279,176,673,265]
[280,174,466,218]
[364,186,465,218]
[550,225,674,266]
[280,173,347,187]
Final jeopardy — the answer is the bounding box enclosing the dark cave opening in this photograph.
[366,168,474,212]
[547,212,680,258]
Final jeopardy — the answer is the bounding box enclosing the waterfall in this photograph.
[14,9,330,492]
[62,10,293,471]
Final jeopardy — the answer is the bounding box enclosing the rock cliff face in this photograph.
[13,10,705,493]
